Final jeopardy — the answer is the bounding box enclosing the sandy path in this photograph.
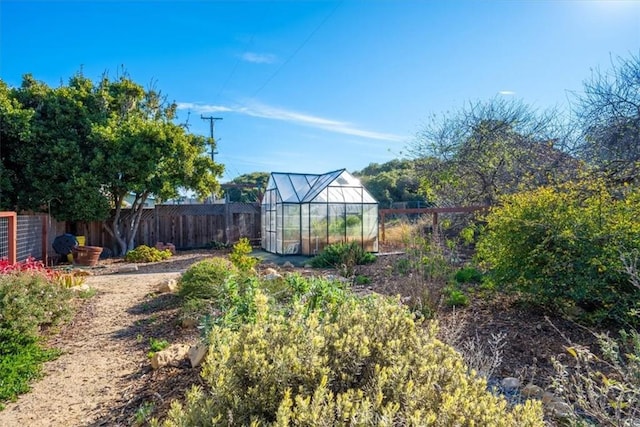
[0,271,182,427]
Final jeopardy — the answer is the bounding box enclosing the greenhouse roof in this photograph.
[266,169,377,204]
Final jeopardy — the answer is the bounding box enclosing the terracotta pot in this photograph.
[72,245,103,267]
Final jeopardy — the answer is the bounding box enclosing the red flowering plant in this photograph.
[0,257,85,288]
[0,257,56,279]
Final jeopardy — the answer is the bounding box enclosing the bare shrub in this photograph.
[549,318,640,426]
[437,308,506,380]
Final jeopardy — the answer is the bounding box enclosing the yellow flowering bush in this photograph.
[124,245,171,263]
[477,180,640,325]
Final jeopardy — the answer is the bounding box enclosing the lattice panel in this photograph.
[0,217,8,260]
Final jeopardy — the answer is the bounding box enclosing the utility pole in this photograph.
[200,115,223,162]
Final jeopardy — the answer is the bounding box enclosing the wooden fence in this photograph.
[35,203,261,259]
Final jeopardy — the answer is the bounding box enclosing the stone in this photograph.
[150,343,190,370]
[188,342,209,368]
[282,261,295,269]
[546,400,573,418]
[117,265,139,273]
[157,278,178,293]
[262,268,282,280]
[181,317,198,328]
[542,391,562,404]
[71,283,92,293]
[521,384,544,399]
[500,377,521,391]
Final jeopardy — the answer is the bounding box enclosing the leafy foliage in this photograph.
[0,271,73,337]
[157,294,543,426]
[476,180,640,326]
[411,97,577,205]
[309,241,376,277]
[0,72,224,255]
[228,237,259,272]
[455,266,484,284]
[223,172,269,202]
[124,245,172,263]
[0,268,74,408]
[354,159,430,206]
[177,257,239,301]
[0,328,61,408]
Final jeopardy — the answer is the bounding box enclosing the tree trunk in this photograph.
[103,192,149,256]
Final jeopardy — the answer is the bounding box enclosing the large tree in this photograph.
[223,172,269,202]
[354,159,429,206]
[574,52,640,185]
[0,73,223,255]
[410,98,577,205]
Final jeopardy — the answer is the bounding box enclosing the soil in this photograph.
[0,248,606,426]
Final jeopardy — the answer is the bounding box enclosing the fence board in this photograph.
[9,203,260,261]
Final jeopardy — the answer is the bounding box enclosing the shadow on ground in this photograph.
[251,249,312,268]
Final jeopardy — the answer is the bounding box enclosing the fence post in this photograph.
[41,215,49,265]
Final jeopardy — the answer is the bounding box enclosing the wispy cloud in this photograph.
[498,90,516,96]
[241,52,277,64]
[177,101,405,142]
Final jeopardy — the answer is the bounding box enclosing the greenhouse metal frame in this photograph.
[261,169,378,256]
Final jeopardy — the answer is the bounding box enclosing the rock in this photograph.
[150,343,190,370]
[262,268,282,280]
[188,342,209,368]
[546,400,574,418]
[181,317,198,328]
[282,261,295,268]
[303,264,313,268]
[521,384,544,399]
[500,377,521,391]
[542,391,560,405]
[157,278,178,293]
[70,283,92,293]
[117,264,139,273]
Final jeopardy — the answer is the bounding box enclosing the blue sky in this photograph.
[1,1,639,182]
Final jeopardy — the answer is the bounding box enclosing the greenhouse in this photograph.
[261,169,378,256]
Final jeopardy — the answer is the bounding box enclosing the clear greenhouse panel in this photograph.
[261,169,378,256]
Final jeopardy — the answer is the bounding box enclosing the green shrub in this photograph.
[455,266,484,284]
[444,286,470,308]
[354,274,371,285]
[205,240,229,250]
[476,181,640,326]
[0,328,61,408]
[229,237,259,272]
[178,257,239,300]
[157,294,543,426]
[310,241,376,276]
[0,272,73,336]
[124,245,172,263]
[0,272,72,409]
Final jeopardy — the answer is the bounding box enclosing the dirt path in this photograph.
[0,271,185,427]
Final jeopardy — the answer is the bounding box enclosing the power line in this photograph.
[251,1,343,98]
